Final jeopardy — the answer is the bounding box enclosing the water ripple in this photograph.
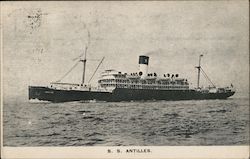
[3,97,249,146]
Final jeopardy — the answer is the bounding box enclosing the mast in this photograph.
[81,29,91,85]
[196,54,203,88]
[80,46,88,85]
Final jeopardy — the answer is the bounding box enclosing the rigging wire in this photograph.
[88,57,105,83]
[56,60,80,82]
[62,14,91,62]
[51,13,93,84]
[200,67,216,87]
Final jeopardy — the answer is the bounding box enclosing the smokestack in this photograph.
[138,55,149,78]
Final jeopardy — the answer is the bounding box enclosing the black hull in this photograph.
[29,86,235,103]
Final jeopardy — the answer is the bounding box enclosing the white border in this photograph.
[1,146,249,159]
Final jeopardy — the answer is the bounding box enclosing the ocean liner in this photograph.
[29,52,235,102]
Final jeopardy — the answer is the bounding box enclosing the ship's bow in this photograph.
[29,86,54,102]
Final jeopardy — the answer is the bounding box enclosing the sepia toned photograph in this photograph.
[1,0,249,158]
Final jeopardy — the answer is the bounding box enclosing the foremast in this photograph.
[80,46,88,85]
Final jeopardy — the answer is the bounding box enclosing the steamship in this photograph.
[29,54,235,103]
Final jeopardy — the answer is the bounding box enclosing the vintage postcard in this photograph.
[1,1,249,159]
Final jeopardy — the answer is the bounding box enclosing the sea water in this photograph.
[3,92,249,146]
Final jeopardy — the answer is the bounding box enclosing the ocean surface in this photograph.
[3,93,249,146]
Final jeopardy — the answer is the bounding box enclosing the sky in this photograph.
[2,1,249,99]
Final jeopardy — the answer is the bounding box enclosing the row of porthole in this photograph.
[99,82,189,86]
[100,84,188,89]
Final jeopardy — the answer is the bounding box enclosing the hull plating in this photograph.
[29,86,235,103]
